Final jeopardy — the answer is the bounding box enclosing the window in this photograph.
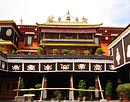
[94,37,100,44]
[24,35,33,46]
[45,33,59,39]
[79,33,93,39]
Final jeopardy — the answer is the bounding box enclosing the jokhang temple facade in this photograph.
[0,11,128,100]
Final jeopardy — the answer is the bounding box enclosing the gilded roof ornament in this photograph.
[47,15,54,22]
[82,16,88,23]
[58,16,61,22]
[20,18,23,25]
[36,10,102,28]
[75,17,79,22]
[66,10,71,21]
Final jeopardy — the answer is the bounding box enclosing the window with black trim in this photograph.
[24,35,33,46]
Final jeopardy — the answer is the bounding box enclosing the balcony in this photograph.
[0,51,115,73]
[7,54,112,60]
[40,38,94,43]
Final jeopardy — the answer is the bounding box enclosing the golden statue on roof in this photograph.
[46,10,89,24]
[36,10,103,28]
[82,16,88,23]
[47,15,54,22]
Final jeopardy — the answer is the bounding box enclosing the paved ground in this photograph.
[0,99,120,102]
[0,99,12,102]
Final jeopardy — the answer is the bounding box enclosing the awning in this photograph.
[41,28,96,33]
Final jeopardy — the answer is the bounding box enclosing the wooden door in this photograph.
[0,78,18,98]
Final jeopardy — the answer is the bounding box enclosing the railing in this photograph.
[40,39,94,42]
[13,88,104,101]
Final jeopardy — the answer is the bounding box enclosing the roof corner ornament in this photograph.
[47,15,54,22]
[82,16,88,23]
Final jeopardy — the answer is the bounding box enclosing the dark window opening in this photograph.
[24,35,33,46]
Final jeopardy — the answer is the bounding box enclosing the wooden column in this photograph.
[95,77,99,99]
[97,75,104,100]
[69,74,74,102]
[16,75,21,96]
[40,75,47,101]
[43,33,45,39]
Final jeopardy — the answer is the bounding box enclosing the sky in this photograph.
[0,0,129,27]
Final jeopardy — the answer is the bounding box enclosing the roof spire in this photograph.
[66,10,71,21]
[20,18,23,25]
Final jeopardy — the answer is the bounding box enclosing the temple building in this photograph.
[0,11,126,100]
[108,24,130,82]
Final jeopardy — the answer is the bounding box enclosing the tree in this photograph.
[88,86,95,101]
[78,80,86,97]
[105,80,112,100]
[62,49,69,55]
[19,78,25,89]
[116,83,130,99]
[37,47,44,54]
[53,49,58,54]
[54,90,62,102]
[96,48,104,55]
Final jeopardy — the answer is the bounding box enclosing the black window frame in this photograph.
[24,34,34,46]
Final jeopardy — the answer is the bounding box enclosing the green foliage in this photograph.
[88,86,95,90]
[88,86,95,100]
[54,90,62,100]
[19,78,25,89]
[96,48,104,55]
[11,49,16,54]
[88,86,95,95]
[35,84,42,89]
[54,90,61,96]
[116,83,130,98]
[105,80,112,97]
[38,47,44,54]
[116,84,124,96]
[62,49,69,54]
[53,49,58,54]
[78,80,86,97]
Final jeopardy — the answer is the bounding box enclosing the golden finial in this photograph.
[20,18,23,25]
[75,17,79,22]
[66,10,71,21]
[58,16,61,22]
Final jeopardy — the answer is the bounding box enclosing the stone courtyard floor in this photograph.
[0,99,120,102]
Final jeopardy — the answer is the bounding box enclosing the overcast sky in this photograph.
[0,0,129,27]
